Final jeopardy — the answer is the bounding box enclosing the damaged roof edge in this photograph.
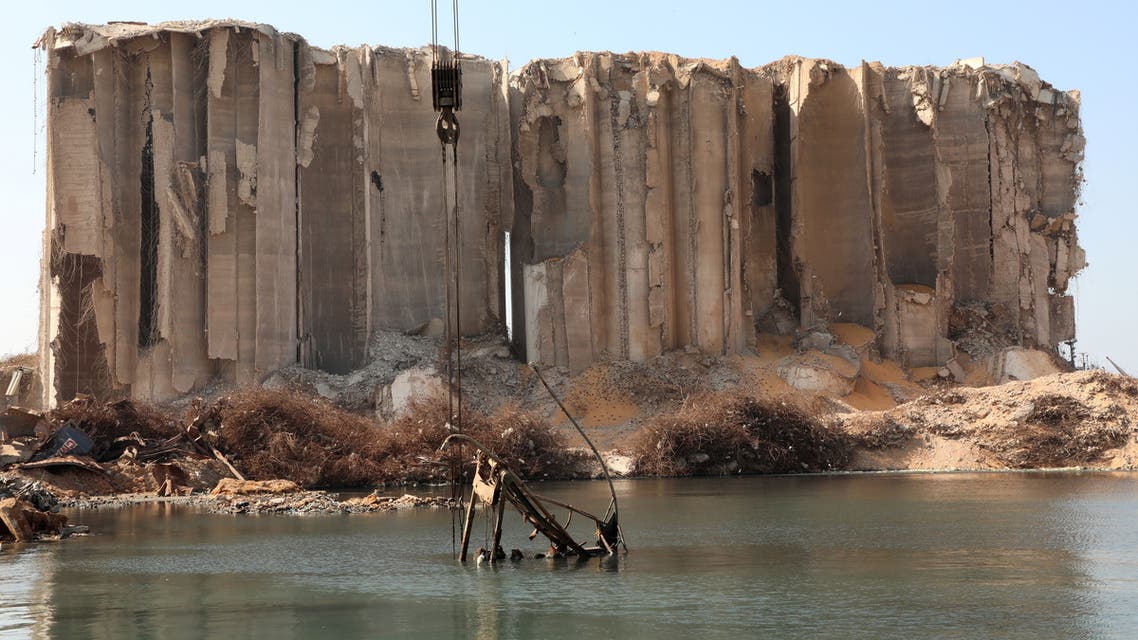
[507,51,1079,107]
[43,21,1080,107]
[44,20,304,56]
[43,21,495,67]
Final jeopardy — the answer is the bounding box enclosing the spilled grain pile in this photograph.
[834,370,1137,468]
[631,392,850,476]
[963,391,1128,467]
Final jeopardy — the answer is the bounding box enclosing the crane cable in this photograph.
[432,0,464,558]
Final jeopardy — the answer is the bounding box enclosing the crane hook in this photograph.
[436,108,460,146]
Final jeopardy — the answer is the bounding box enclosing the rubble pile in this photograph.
[202,388,387,487]
[3,366,1137,521]
[631,392,849,476]
[0,474,77,542]
[0,387,588,510]
[0,474,59,512]
[0,497,68,542]
[0,395,237,508]
[266,330,439,413]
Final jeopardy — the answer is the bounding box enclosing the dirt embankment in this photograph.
[840,370,1138,471]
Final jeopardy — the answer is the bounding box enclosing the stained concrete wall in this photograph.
[515,55,1084,372]
[511,54,775,373]
[40,21,1085,404]
[39,21,507,405]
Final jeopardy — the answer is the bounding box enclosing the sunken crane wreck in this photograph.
[427,6,624,561]
[443,430,625,561]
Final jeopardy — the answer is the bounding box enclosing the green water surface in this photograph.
[3,472,1137,639]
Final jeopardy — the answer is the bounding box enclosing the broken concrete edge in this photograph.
[210,477,299,495]
[47,22,1076,100]
[0,497,68,542]
[0,406,47,440]
[46,20,489,69]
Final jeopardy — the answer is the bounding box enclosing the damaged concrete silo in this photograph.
[39,21,509,405]
[38,21,1085,406]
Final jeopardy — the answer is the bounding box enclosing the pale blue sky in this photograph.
[3,0,1133,372]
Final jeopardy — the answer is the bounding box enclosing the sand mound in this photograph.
[837,370,1137,469]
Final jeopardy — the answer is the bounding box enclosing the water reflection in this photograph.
[0,545,56,638]
[2,472,1136,639]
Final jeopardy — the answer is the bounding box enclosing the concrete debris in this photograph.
[0,471,76,543]
[268,329,437,413]
[779,351,860,396]
[1,407,46,441]
[0,474,59,512]
[20,455,105,474]
[341,492,454,510]
[0,439,37,467]
[0,497,68,542]
[603,452,635,476]
[0,396,238,510]
[385,368,445,417]
[992,347,1061,383]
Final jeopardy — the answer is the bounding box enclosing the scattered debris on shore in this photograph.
[0,474,87,542]
[210,490,457,516]
[58,486,458,516]
[199,389,586,486]
[2,349,1137,542]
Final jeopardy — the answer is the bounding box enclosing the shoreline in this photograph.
[54,465,1138,515]
[5,368,1136,535]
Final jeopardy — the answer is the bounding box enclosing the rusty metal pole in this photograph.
[489,474,506,563]
[458,454,481,561]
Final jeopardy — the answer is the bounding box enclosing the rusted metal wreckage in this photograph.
[439,366,627,563]
[441,430,626,562]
